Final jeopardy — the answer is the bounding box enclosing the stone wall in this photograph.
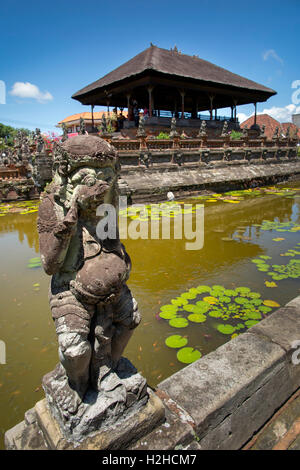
[119,150,300,203]
[130,296,300,450]
[0,178,38,202]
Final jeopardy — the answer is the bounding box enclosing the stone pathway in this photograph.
[243,388,300,450]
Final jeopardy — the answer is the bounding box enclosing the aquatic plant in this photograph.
[161,284,279,365]
[251,249,300,281]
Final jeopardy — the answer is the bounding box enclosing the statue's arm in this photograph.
[37,194,78,275]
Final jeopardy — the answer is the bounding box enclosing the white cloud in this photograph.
[237,112,250,124]
[237,103,300,124]
[10,82,53,103]
[262,49,283,66]
[260,103,300,122]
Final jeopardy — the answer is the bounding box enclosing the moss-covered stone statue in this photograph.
[37,135,147,440]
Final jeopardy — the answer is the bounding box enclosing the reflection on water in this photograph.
[0,182,300,448]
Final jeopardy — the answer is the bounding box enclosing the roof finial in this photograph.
[174,45,178,52]
[150,42,154,47]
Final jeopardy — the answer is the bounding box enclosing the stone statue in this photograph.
[37,135,146,440]
[79,117,86,135]
[260,125,266,137]
[61,122,68,142]
[285,126,290,139]
[170,117,178,138]
[136,115,146,137]
[221,120,228,137]
[35,128,45,153]
[198,120,207,138]
[272,126,279,140]
[242,125,248,138]
[100,115,107,134]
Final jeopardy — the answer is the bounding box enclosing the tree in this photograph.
[0,123,30,147]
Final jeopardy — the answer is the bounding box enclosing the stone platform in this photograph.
[5,388,164,450]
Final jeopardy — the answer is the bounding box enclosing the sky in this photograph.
[1,0,299,135]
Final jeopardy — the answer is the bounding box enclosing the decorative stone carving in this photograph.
[170,117,178,138]
[136,115,146,137]
[242,125,248,138]
[61,123,68,142]
[35,128,45,153]
[221,120,228,137]
[285,125,290,139]
[272,126,279,140]
[37,135,147,442]
[173,151,184,165]
[260,125,266,137]
[138,151,152,167]
[100,115,107,134]
[79,117,86,135]
[198,120,207,138]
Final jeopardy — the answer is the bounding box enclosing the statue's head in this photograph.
[51,135,119,212]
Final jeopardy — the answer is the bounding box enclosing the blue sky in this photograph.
[1,0,299,134]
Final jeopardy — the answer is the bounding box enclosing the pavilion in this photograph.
[72,44,276,130]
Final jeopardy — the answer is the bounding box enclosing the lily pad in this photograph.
[169,317,189,328]
[177,347,202,364]
[217,324,236,335]
[165,335,188,349]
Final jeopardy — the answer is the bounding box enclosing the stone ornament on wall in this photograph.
[37,135,147,441]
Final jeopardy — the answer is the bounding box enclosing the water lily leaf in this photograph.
[263,300,280,308]
[177,347,202,364]
[187,313,206,323]
[171,298,188,306]
[165,335,188,349]
[245,311,262,320]
[217,324,236,335]
[196,286,211,294]
[209,310,223,318]
[183,304,196,313]
[169,317,189,328]
[265,281,277,288]
[181,292,197,300]
[245,320,260,328]
[235,287,251,294]
[203,296,218,304]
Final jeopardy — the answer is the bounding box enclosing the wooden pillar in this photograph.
[91,105,94,129]
[106,100,110,115]
[214,108,217,120]
[148,86,154,117]
[254,102,257,125]
[209,95,214,120]
[180,90,185,119]
[233,99,237,122]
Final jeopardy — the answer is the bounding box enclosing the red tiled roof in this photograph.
[58,110,128,125]
[240,114,281,139]
[281,122,300,139]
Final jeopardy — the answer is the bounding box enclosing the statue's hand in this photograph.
[54,201,78,238]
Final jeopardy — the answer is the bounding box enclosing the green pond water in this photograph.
[1,181,300,448]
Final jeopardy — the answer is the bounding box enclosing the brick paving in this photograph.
[243,388,300,450]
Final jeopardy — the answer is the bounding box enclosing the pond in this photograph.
[1,181,300,448]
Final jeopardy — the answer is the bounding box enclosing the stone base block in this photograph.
[5,389,165,450]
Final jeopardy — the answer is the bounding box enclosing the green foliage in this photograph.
[230,130,243,140]
[0,122,30,147]
[156,132,170,140]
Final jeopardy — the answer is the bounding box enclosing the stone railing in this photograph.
[104,133,298,156]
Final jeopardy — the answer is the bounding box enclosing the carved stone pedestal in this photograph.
[5,359,165,450]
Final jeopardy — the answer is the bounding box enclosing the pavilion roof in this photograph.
[72,45,276,106]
